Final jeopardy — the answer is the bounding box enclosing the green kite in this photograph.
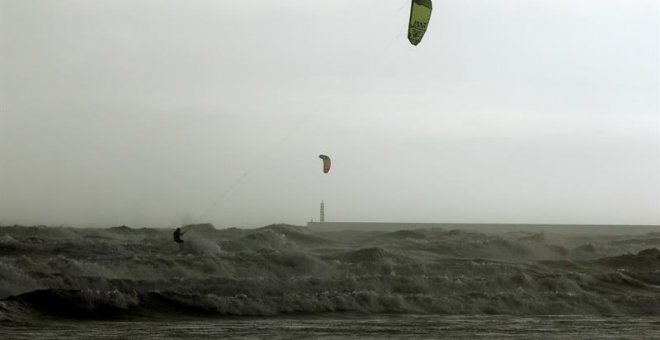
[408,0,432,46]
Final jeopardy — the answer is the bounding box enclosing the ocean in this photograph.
[3,315,660,339]
[2,223,660,338]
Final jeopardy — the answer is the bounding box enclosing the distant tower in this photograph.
[320,201,325,223]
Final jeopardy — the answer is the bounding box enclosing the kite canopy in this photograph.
[408,0,432,46]
[319,155,331,174]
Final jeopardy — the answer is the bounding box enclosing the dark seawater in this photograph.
[2,315,660,339]
[2,224,660,337]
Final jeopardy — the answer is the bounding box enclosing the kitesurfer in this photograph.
[173,227,185,251]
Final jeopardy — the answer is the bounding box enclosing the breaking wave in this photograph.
[1,224,660,321]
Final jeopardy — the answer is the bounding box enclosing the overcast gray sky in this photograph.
[1,0,658,228]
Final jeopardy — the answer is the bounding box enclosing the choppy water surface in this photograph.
[1,224,660,337]
[3,315,660,339]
